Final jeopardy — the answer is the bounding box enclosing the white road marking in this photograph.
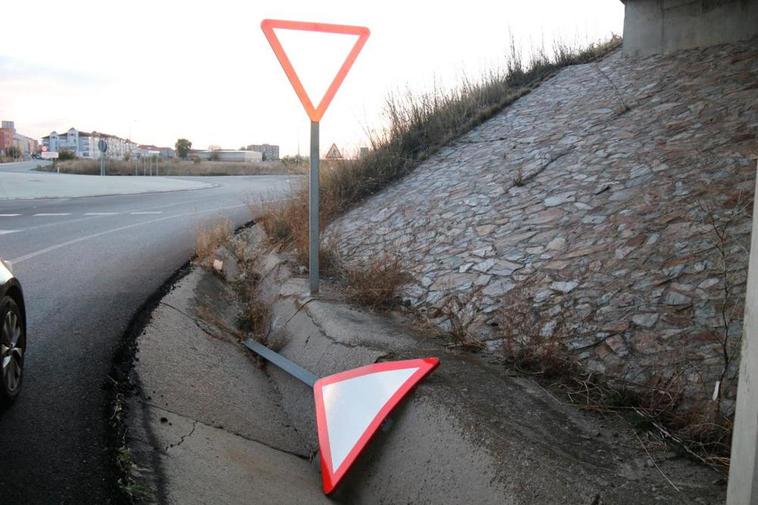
[0,214,20,217]
[129,211,163,215]
[33,213,71,216]
[0,229,20,235]
[84,212,119,216]
[10,203,246,264]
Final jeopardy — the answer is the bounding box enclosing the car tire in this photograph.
[0,296,25,404]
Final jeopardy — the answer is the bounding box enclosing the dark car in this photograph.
[0,258,26,404]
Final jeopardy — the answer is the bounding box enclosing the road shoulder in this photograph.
[124,267,328,504]
[0,171,213,200]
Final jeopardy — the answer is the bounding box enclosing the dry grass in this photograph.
[235,246,274,345]
[193,228,274,345]
[261,36,621,263]
[194,219,233,268]
[37,158,302,176]
[242,283,272,344]
[431,292,486,350]
[341,253,409,310]
[259,199,309,254]
[496,282,578,378]
[493,281,734,473]
[559,370,734,473]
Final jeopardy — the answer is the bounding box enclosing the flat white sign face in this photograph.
[313,357,439,494]
[41,152,59,159]
[322,367,417,472]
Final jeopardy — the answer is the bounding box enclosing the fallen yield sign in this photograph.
[243,339,438,494]
[314,359,439,493]
[261,19,370,295]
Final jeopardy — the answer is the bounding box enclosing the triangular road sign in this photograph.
[313,358,439,494]
[261,19,370,122]
[324,143,343,160]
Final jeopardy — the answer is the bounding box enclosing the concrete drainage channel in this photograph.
[116,224,725,505]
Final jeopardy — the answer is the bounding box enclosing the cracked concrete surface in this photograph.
[126,231,727,504]
[143,407,328,505]
[252,244,726,504]
[127,267,328,504]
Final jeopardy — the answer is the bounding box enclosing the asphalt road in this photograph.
[0,164,296,503]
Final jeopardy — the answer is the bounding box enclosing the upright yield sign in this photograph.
[261,19,370,294]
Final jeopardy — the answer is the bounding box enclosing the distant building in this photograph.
[159,147,176,159]
[41,127,137,159]
[192,149,263,163]
[0,121,39,157]
[246,143,279,161]
[136,144,175,159]
[359,147,370,159]
[13,132,38,156]
[135,145,160,158]
[0,122,15,154]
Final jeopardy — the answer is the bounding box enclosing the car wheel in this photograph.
[0,296,25,403]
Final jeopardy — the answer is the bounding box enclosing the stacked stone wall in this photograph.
[330,39,758,408]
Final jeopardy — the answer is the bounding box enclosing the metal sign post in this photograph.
[98,139,108,176]
[309,121,320,293]
[261,18,370,295]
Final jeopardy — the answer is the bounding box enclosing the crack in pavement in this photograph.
[140,401,311,460]
[166,420,198,452]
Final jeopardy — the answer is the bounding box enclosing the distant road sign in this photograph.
[98,139,108,153]
[325,143,343,160]
[41,151,59,159]
[41,145,48,152]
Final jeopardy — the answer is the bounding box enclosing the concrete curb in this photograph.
[125,264,331,505]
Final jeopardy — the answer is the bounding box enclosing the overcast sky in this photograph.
[0,1,623,156]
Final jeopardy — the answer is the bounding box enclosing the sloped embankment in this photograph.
[125,227,726,504]
[330,39,758,407]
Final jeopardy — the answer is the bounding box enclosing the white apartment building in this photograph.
[42,128,137,159]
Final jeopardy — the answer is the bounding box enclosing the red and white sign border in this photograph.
[313,357,439,494]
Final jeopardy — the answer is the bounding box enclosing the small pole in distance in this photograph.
[309,121,320,295]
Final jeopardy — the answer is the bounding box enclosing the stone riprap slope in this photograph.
[330,39,758,405]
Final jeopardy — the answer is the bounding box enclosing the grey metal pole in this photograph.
[309,121,320,295]
[727,157,758,505]
[100,154,104,176]
[243,339,318,388]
